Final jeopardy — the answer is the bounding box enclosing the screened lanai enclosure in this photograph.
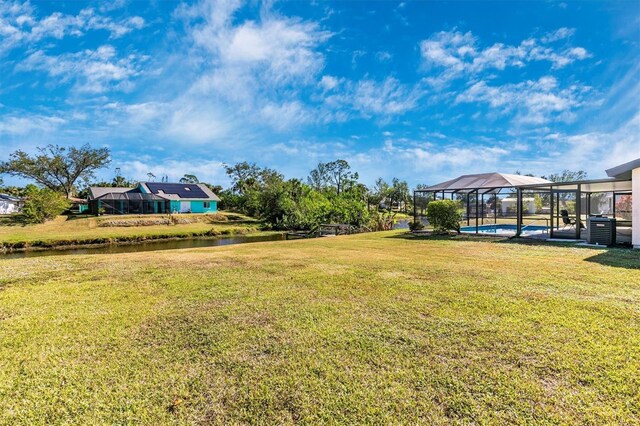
[414,172,634,244]
[413,173,552,237]
[89,191,169,215]
[520,178,633,243]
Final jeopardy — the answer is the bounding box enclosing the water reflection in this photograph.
[2,234,286,259]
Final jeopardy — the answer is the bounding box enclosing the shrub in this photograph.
[408,220,425,231]
[22,185,70,224]
[99,218,170,227]
[426,200,462,234]
[368,211,395,231]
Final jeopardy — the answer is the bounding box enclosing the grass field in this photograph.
[0,213,263,248]
[0,231,638,424]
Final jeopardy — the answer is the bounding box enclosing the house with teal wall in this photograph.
[88,182,220,215]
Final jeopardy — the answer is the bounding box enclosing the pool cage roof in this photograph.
[94,191,166,201]
[416,172,551,194]
[413,171,633,240]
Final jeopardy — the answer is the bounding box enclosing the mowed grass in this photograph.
[0,231,638,424]
[0,212,261,245]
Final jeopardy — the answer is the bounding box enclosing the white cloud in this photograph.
[117,159,227,185]
[18,45,144,93]
[165,104,232,144]
[322,77,423,120]
[455,76,590,124]
[260,101,312,131]
[420,28,591,86]
[376,51,392,62]
[187,0,329,88]
[0,114,66,135]
[351,77,421,116]
[540,27,575,43]
[0,2,144,55]
[557,113,640,174]
[320,75,340,91]
[173,0,332,132]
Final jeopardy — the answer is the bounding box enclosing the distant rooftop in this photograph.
[0,193,22,202]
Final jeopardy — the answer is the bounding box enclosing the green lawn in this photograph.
[0,212,263,248]
[0,231,638,424]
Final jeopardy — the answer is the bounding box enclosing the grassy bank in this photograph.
[0,231,638,424]
[0,212,264,250]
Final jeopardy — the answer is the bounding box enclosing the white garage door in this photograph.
[180,201,190,213]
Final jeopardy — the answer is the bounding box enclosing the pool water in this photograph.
[460,224,549,234]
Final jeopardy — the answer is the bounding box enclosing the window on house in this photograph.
[204,201,210,208]
[185,187,191,191]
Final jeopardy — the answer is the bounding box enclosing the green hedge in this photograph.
[426,200,462,234]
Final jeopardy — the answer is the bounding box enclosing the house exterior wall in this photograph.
[0,201,21,214]
[189,201,217,213]
[633,167,639,249]
[169,200,217,213]
[502,198,535,215]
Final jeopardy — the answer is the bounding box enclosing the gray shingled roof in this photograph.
[89,183,221,201]
[88,187,135,199]
[0,194,22,202]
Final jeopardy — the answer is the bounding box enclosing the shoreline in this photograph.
[0,229,283,254]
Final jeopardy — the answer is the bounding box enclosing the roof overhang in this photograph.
[519,177,632,193]
[605,158,640,180]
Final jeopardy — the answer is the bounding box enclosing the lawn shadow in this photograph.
[387,231,640,270]
[0,214,30,227]
[497,238,640,269]
[384,231,514,244]
[581,250,640,270]
[63,214,94,221]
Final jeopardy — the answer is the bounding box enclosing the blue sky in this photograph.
[1,0,639,188]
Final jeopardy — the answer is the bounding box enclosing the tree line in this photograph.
[218,160,411,231]
[0,143,591,227]
[0,144,412,227]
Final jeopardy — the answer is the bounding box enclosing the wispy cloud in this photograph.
[0,2,144,55]
[455,76,591,124]
[322,76,423,120]
[18,45,145,93]
[166,0,333,135]
[420,28,591,87]
[0,113,66,135]
[117,158,227,184]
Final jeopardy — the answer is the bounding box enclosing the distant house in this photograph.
[0,194,23,215]
[67,196,89,214]
[501,197,536,215]
[88,182,220,215]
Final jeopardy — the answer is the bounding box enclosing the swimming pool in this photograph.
[460,224,549,235]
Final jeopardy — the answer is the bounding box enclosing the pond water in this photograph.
[3,220,417,260]
[393,218,429,229]
[1,233,286,260]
